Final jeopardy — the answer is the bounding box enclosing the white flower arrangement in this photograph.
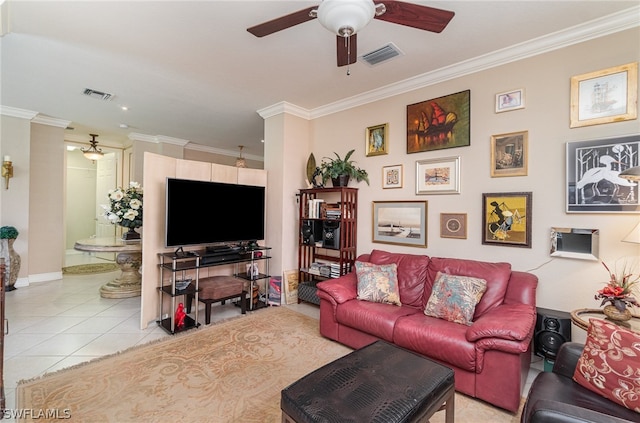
[102,182,143,229]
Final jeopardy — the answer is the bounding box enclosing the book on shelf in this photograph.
[306,198,325,219]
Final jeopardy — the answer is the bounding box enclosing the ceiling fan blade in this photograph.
[337,34,358,67]
[247,6,318,37]
[375,1,455,33]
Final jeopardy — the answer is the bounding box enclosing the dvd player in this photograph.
[200,253,241,265]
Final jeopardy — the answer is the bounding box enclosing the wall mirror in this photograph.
[550,227,599,261]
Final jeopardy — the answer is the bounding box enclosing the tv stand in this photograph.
[157,246,272,334]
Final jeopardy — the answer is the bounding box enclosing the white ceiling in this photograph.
[1,1,638,159]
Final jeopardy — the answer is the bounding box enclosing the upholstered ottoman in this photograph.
[281,340,455,423]
[186,275,246,324]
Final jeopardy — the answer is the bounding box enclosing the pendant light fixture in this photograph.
[235,145,247,168]
[81,134,104,161]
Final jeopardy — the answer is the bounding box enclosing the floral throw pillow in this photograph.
[573,318,640,413]
[355,261,401,306]
[424,272,487,325]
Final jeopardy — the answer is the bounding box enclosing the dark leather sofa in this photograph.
[521,342,638,423]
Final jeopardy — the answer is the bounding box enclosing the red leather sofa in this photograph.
[316,249,538,412]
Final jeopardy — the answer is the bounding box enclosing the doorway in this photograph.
[64,143,124,266]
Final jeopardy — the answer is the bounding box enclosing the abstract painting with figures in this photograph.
[566,135,639,213]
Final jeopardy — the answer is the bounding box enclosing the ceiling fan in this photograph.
[247,0,455,68]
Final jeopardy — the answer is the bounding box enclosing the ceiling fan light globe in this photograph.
[317,0,375,36]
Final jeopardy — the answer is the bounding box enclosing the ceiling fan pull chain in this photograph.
[346,35,351,76]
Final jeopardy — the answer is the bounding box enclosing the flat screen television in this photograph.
[165,178,265,248]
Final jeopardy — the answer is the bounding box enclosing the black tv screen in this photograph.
[165,178,265,247]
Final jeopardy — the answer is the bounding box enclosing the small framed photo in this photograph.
[415,156,460,195]
[366,123,389,156]
[440,213,467,239]
[482,192,532,248]
[495,88,525,113]
[372,201,427,248]
[382,164,403,189]
[570,62,638,128]
[490,131,528,177]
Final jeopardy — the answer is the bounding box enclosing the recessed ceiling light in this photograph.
[120,105,128,111]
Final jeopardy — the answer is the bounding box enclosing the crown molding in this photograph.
[186,143,263,162]
[32,115,71,128]
[0,106,38,120]
[257,101,312,120]
[306,5,640,119]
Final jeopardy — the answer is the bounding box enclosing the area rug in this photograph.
[62,263,119,275]
[17,306,523,422]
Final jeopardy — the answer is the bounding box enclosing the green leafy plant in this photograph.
[319,150,369,185]
[0,226,18,239]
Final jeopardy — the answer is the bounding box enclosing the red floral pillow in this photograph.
[573,318,640,413]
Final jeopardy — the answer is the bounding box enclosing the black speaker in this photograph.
[301,220,323,246]
[322,221,340,249]
[534,307,572,359]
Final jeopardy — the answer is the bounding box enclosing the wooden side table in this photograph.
[571,308,640,332]
[74,237,142,299]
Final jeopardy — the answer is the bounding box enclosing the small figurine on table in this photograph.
[175,302,186,329]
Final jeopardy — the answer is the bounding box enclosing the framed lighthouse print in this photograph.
[566,134,640,213]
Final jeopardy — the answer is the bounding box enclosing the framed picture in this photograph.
[495,88,525,113]
[566,134,639,213]
[372,201,427,248]
[440,213,467,239]
[482,192,532,248]
[415,156,460,195]
[570,62,638,128]
[407,90,470,153]
[366,123,389,156]
[382,164,403,189]
[490,131,528,177]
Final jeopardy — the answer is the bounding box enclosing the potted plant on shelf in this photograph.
[0,225,20,291]
[594,260,639,322]
[319,149,369,187]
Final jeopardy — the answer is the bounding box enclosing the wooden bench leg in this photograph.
[205,301,212,325]
[240,291,247,314]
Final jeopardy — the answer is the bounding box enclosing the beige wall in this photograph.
[0,115,31,284]
[268,27,640,343]
[28,123,65,280]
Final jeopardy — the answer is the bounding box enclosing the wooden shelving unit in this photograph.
[297,187,357,305]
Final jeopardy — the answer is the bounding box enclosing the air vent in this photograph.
[361,43,404,66]
[83,88,113,101]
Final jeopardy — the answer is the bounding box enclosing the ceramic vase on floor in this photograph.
[0,238,20,291]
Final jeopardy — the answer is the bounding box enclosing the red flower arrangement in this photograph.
[595,261,639,312]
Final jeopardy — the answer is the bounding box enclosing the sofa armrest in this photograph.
[466,303,536,342]
[525,399,634,423]
[552,342,584,379]
[316,273,358,305]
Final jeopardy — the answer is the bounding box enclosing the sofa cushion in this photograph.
[426,257,511,319]
[355,261,402,306]
[424,272,487,325]
[573,318,640,413]
[336,299,420,342]
[393,313,477,372]
[369,249,430,308]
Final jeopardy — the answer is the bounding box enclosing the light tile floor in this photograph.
[2,251,542,418]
